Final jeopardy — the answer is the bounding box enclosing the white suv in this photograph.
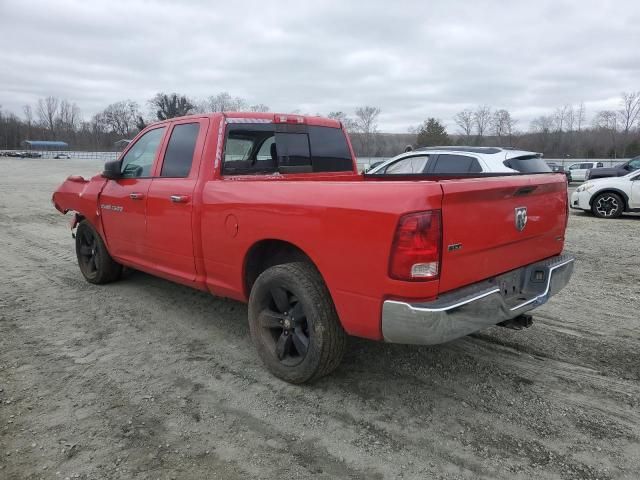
[366,147,551,175]
[570,170,640,218]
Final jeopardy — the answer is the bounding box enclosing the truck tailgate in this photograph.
[438,174,567,293]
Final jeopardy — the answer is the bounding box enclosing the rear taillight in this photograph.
[389,210,442,281]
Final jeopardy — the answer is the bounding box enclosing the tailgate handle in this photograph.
[514,186,537,196]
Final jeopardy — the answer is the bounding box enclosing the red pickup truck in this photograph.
[52,112,574,383]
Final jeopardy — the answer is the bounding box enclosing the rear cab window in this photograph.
[222,123,353,175]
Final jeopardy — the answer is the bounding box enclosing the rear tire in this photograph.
[591,192,624,218]
[248,262,347,384]
[75,220,122,284]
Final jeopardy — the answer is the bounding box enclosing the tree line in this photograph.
[1,91,639,158]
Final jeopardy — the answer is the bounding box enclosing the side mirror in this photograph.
[102,160,122,179]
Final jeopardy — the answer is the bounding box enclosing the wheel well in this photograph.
[244,240,317,297]
[589,189,628,209]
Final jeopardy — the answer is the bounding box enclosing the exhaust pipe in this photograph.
[498,314,533,330]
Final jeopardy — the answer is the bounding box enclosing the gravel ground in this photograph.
[1,157,639,480]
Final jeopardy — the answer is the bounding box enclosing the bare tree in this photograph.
[618,91,640,136]
[249,103,270,112]
[473,105,492,138]
[353,106,381,156]
[23,105,33,139]
[207,92,247,112]
[57,100,81,134]
[576,102,586,132]
[453,109,474,137]
[102,100,140,138]
[491,109,517,145]
[553,105,572,132]
[328,111,357,132]
[354,106,380,133]
[37,96,59,137]
[593,110,619,157]
[565,105,576,132]
[150,92,195,120]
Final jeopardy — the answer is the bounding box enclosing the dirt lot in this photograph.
[1,157,639,480]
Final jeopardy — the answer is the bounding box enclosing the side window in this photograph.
[120,127,165,178]
[627,158,640,170]
[385,155,429,174]
[581,163,592,169]
[568,164,579,170]
[431,154,476,173]
[160,123,200,178]
[596,162,604,168]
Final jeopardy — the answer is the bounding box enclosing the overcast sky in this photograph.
[1,0,639,132]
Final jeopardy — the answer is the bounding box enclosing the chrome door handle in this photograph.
[129,192,144,200]
[170,195,190,203]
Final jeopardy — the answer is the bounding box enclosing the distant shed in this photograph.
[22,140,69,150]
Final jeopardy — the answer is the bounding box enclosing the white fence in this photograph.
[0,149,119,162]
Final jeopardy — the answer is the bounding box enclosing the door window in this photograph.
[160,123,200,177]
[568,164,580,170]
[120,127,166,178]
[385,155,429,174]
[432,154,481,173]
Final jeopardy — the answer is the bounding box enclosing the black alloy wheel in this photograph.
[75,220,122,284]
[258,286,310,366]
[248,262,347,383]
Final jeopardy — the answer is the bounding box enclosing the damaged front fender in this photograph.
[52,174,108,233]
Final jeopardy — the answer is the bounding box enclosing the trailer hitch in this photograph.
[498,314,533,330]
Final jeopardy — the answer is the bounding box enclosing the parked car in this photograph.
[54,153,71,159]
[1,151,21,157]
[566,161,604,182]
[571,169,640,218]
[366,147,552,175]
[546,162,571,182]
[19,151,42,158]
[52,112,574,383]
[585,156,640,181]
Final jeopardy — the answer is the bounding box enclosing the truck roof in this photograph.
[146,112,342,129]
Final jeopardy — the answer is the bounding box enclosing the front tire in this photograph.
[248,262,347,384]
[591,192,624,218]
[75,220,122,284]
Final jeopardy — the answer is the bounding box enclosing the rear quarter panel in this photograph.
[200,177,443,339]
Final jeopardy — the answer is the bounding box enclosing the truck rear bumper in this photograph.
[381,254,574,345]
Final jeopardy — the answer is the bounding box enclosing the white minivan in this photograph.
[567,161,604,182]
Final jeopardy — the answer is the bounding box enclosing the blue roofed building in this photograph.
[21,140,69,150]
